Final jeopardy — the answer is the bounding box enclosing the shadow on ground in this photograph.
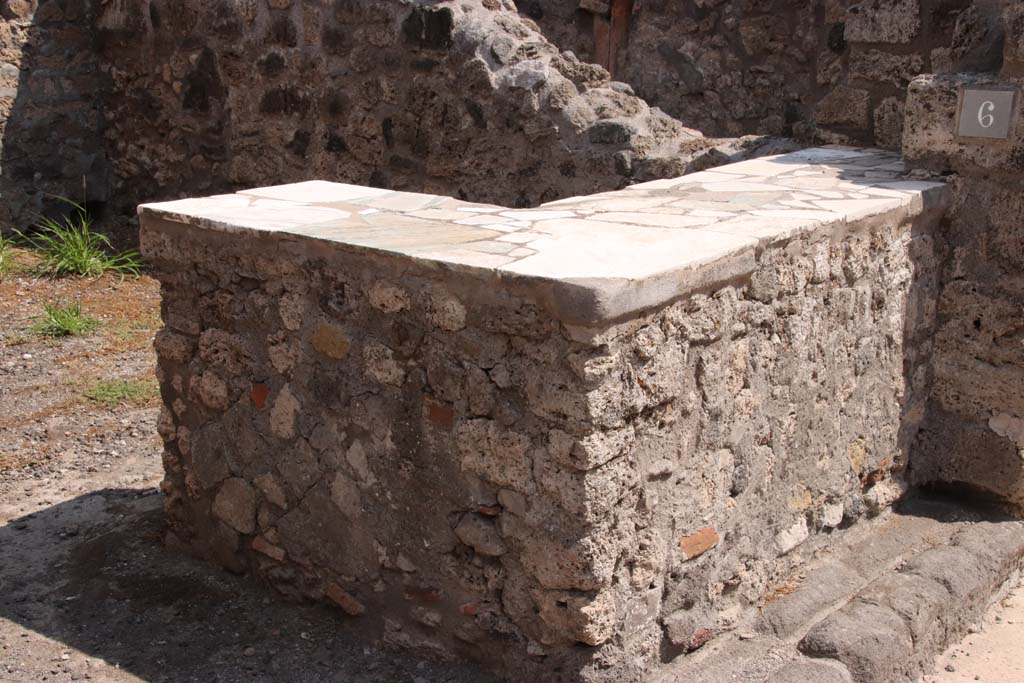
[1,486,1009,683]
[0,488,493,683]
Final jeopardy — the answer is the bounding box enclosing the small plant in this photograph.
[32,301,100,337]
[0,233,15,280]
[85,378,158,407]
[18,198,143,278]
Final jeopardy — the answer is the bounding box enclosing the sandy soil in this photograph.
[928,577,1024,683]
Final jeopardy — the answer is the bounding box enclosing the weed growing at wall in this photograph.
[18,199,142,278]
[0,233,15,280]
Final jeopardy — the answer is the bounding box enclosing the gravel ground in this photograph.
[0,266,492,683]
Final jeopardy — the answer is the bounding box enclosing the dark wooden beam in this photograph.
[592,0,632,79]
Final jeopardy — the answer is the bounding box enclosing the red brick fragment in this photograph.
[688,627,715,652]
[459,602,479,617]
[426,400,454,430]
[251,535,287,562]
[326,582,365,616]
[477,504,502,516]
[403,586,442,602]
[251,383,270,411]
[679,527,719,560]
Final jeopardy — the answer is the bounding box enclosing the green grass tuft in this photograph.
[0,233,16,280]
[18,199,143,278]
[32,301,101,337]
[84,378,158,407]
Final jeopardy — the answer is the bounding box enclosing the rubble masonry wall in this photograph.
[0,0,1004,227]
[903,11,1024,508]
[521,0,1010,144]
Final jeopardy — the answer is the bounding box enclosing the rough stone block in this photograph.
[814,86,871,128]
[904,74,1024,174]
[873,97,904,149]
[849,49,923,87]
[903,545,991,602]
[757,562,864,638]
[799,600,915,683]
[857,571,948,642]
[947,3,1006,73]
[766,660,853,683]
[844,0,921,44]
[140,148,944,682]
[1007,3,1024,73]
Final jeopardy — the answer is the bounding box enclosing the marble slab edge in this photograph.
[137,173,950,329]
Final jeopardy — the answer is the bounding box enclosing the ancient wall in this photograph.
[0,0,748,231]
[520,0,1008,146]
[903,8,1024,509]
[3,0,993,231]
[88,0,781,223]
[0,0,1019,518]
[0,0,108,227]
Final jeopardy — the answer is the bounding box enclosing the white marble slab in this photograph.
[140,147,948,324]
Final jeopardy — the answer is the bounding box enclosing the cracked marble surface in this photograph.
[140,146,947,323]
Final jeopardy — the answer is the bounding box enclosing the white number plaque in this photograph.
[958,88,1017,140]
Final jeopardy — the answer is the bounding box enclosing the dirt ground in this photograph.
[0,260,1020,683]
[928,577,1024,683]
[0,261,490,683]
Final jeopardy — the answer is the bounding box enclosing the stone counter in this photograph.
[139,147,947,682]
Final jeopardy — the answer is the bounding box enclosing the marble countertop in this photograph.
[139,146,947,324]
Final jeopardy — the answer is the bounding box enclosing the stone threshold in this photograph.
[139,145,947,326]
[656,496,1024,683]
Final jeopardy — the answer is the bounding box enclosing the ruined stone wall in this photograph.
[903,10,1024,509]
[520,0,1008,146]
[87,0,750,223]
[0,0,108,227]
[2,0,985,231]
[141,188,939,682]
[0,0,1000,229]
[544,212,940,668]
[0,0,752,231]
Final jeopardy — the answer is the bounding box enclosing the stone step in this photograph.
[656,496,1024,683]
